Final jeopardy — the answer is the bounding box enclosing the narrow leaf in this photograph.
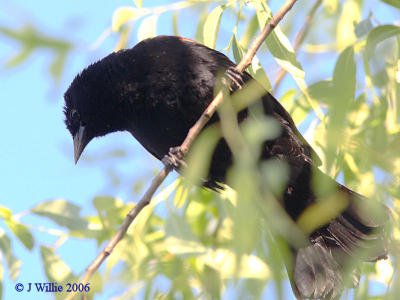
[240,14,259,49]
[133,0,143,9]
[336,0,360,49]
[365,25,400,60]
[379,0,400,8]
[195,9,209,43]
[173,183,189,208]
[164,236,206,256]
[112,6,148,32]
[265,30,304,78]
[40,246,73,283]
[31,199,88,230]
[203,5,225,49]
[0,206,12,220]
[172,12,179,36]
[249,55,272,92]
[137,15,158,41]
[307,80,334,104]
[198,249,270,279]
[49,52,67,81]
[184,125,221,186]
[333,46,356,101]
[4,219,34,250]
[4,47,34,68]
[280,89,310,125]
[0,230,21,281]
[165,211,198,242]
[254,3,304,78]
[231,33,244,64]
[93,196,126,227]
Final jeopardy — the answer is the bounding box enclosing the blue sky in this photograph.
[0,1,157,299]
[0,0,398,299]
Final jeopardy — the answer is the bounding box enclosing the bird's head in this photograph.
[64,51,135,164]
[64,84,95,164]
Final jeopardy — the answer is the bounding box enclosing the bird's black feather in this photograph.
[64,36,388,299]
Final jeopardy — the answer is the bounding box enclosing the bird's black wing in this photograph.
[240,70,322,167]
[179,39,322,189]
[196,42,322,167]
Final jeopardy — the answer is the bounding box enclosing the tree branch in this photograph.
[273,0,322,94]
[64,1,299,299]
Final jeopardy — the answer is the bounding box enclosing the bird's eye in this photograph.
[70,109,80,122]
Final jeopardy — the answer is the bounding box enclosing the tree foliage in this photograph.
[0,0,399,299]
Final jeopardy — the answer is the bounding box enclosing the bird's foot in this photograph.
[162,146,187,170]
[223,67,244,92]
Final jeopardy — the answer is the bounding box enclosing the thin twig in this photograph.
[236,0,298,72]
[273,0,322,94]
[64,1,298,299]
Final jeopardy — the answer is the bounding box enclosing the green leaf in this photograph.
[164,236,206,256]
[200,265,221,298]
[255,1,269,29]
[297,192,349,234]
[333,46,356,101]
[203,5,225,49]
[0,206,31,254]
[0,24,72,80]
[323,0,339,15]
[111,6,148,32]
[4,46,34,68]
[280,89,310,125]
[173,183,189,208]
[0,230,21,281]
[365,25,400,60]
[324,46,355,169]
[40,246,73,283]
[184,125,221,186]
[164,209,207,256]
[379,0,400,8]
[248,55,272,92]
[258,3,324,120]
[242,117,281,152]
[240,14,258,49]
[265,30,304,78]
[260,159,289,197]
[172,12,179,36]
[93,196,126,227]
[0,206,12,220]
[194,9,209,43]
[49,51,67,81]
[231,33,244,64]
[198,249,270,279]
[137,15,158,41]
[165,211,198,242]
[133,0,143,9]
[307,80,334,104]
[336,0,360,49]
[254,1,304,79]
[4,219,34,250]
[31,199,88,230]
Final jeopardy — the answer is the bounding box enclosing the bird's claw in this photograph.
[223,67,244,92]
[162,146,187,170]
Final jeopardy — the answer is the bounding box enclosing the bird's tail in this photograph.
[290,182,388,299]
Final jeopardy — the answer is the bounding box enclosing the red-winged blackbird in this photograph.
[64,36,388,299]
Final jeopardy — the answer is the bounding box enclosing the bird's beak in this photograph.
[73,125,91,164]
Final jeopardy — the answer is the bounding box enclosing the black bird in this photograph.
[64,36,388,299]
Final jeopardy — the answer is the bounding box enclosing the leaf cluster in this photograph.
[1,0,399,299]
